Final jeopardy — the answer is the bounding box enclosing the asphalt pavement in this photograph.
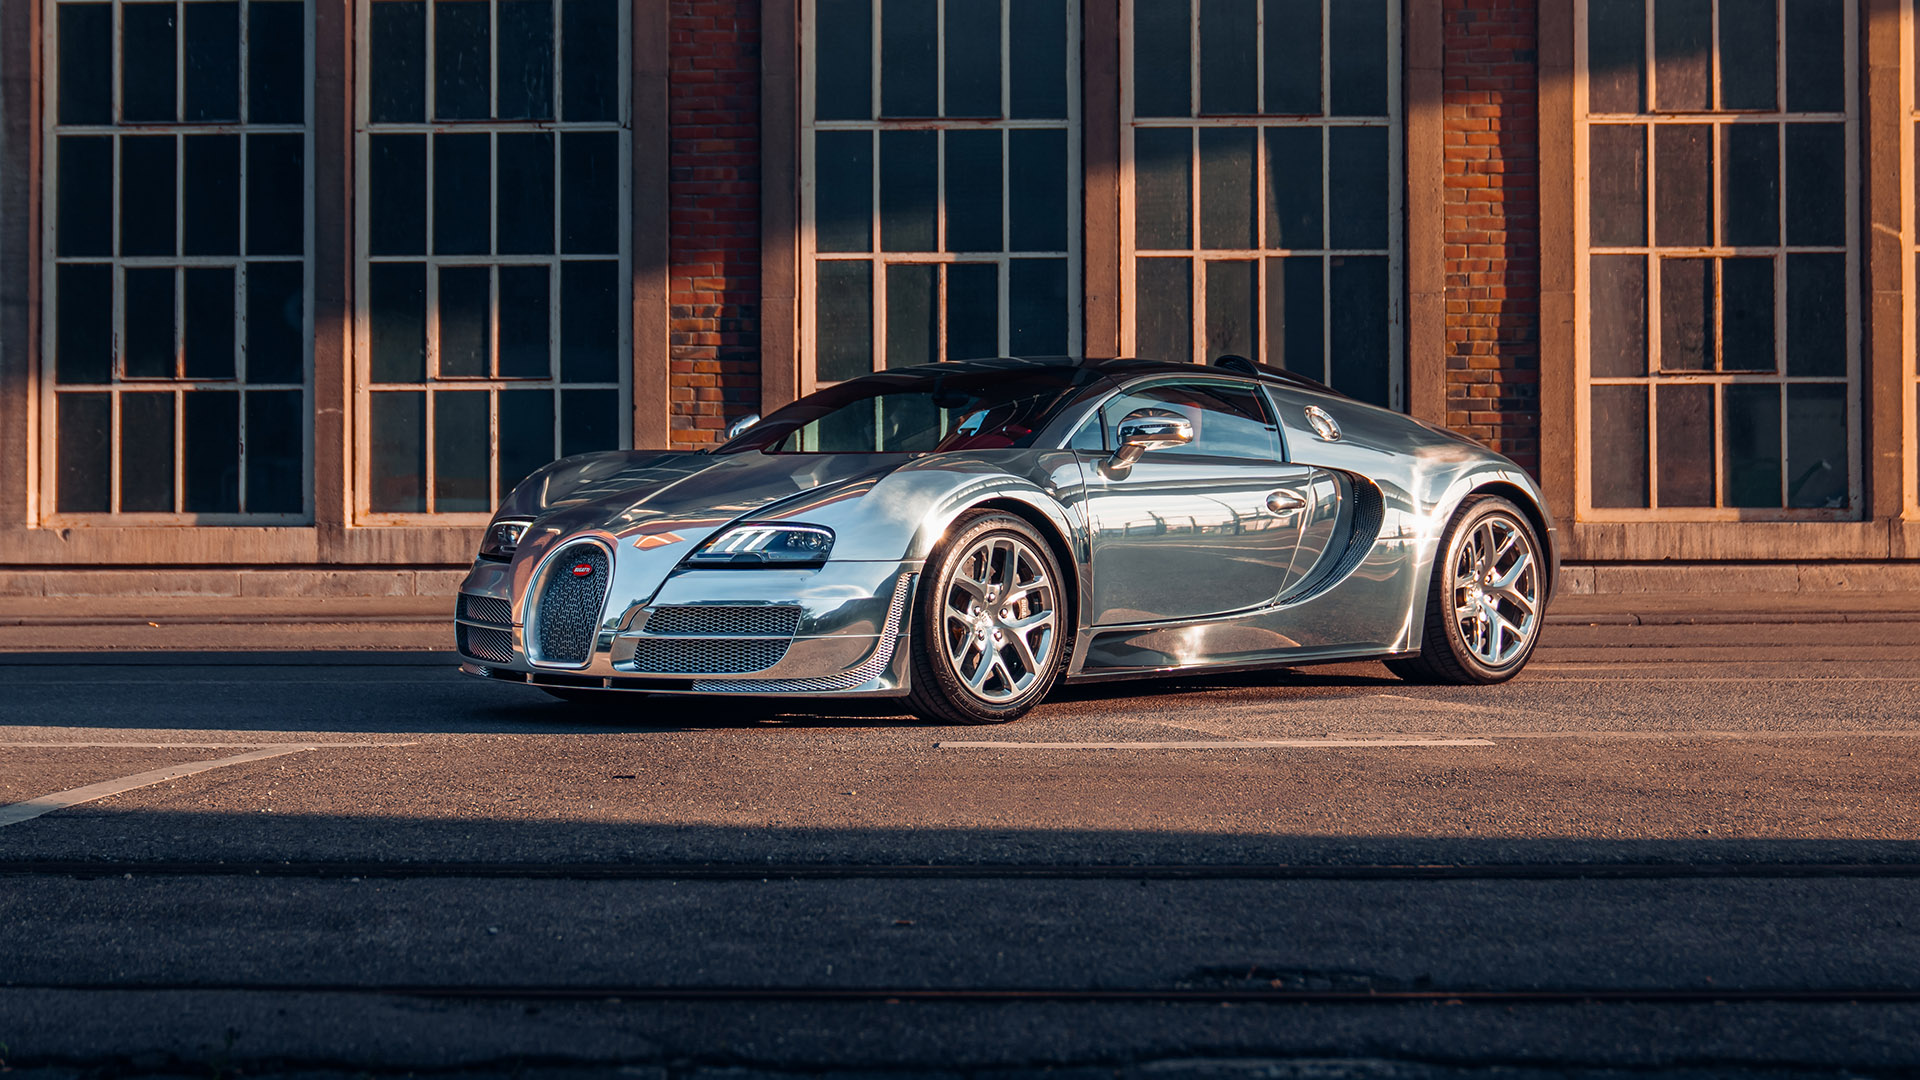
[2,602,1919,1077]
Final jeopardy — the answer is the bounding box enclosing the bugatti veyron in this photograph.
[454,356,1557,723]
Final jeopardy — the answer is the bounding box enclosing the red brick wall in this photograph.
[667,0,762,449]
[1442,0,1540,474]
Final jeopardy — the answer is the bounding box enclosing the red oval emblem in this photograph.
[570,563,594,577]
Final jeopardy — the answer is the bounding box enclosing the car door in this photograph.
[1072,378,1324,625]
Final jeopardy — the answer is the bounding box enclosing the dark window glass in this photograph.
[184,390,241,513]
[1135,127,1192,250]
[183,134,242,256]
[1720,256,1774,372]
[559,261,618,382]
[184,267,237,379]
[122,2,178,122]
[1653,0,1710,111]
[817,261,874,381]
[1721,124,1778,247]
[1136,257,1192,364]
[1587,0,1645,114]
[1785,252,1845,376]
[1328,126,1387,250]
[438,266,491,377]
[1653,124,1712,247]
[497,132,555,254]
[124,268,177,379]
[1009,129,1068,252]
[498,265,551,378]
[370,1,426,122]
[1722,383,1781,507]
[1133,0,1192,118]
[1198,128,1254,250]
[1589,254,1647,377]
[369,262,427,382]
[885,264,936,368]
[245,389,304,513]
[945,0,999,118]
[57,136,112,257]
[560,388,619,456]
[1264,0,1321,115]
[945,130,1002,252]
[370,391,426,512]
[58,4,113,125]
[433,389,491,511]
[1784,0,1843,112]
[1784,123,1844,247]
[1719,0,1777,109]
[1199,0,1256,115]
[1204,260,1256,363]
[1102,381,1276,459]
[946,263,999,362]
[1658,257,1712,370]
[1328,0,1387,116]
[1266,127,1322,250]
[560,132,619,254]
[816,131,874,252]
[434,0,491,120]
[1329,255,1388,406]
[248,1,305,124]
[1588,126,1646,246]
[57,394,113,512]
[369,134,427,255]
[120,391,176,512]
[1267,255,1323,378]
[560,0,618,120]
[880,0,936,117]
[121,135,177,258]
[56,264,114,384]
[1591,384,1649,507]
[879,130,937,252]
[1009,258,1068,355]
[499,389,555,494]
[1009,0,1067,119]
[1655,384,1714,506]
[815,0,873,121]
[1786,383,1847,507]
[245,261,305,383]
[434,133,490,255]
[498,0,555,120]
[184,2,239,121]
[245,134,305,256]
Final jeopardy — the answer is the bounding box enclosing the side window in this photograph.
[1098,381,1280,460]
[1068,411,1106,451]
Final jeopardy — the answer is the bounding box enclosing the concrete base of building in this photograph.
[0,568,469,599]
[1562,562,1920,595]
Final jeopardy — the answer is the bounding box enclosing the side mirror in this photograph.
[1108,408,1194,470]
[724,413,761,441]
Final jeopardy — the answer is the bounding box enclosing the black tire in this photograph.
[1388,494,1546,685]
[905,512,1071,724]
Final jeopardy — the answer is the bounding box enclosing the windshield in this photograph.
[716,366,1105,455]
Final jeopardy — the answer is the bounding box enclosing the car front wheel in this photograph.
[1387,494,1545,685]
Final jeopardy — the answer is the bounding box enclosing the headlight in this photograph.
[479,519,532,561]
[688,524,834,566]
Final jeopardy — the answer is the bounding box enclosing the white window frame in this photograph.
[1573,0,1862,521]
[38,0,317,524]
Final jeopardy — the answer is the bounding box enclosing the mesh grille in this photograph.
[459,593,512,626]
[628,637,790,674]
[458,624,515,665]
[532,543,611,665]
[643,605,801,638]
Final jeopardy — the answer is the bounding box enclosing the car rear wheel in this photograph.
[1387,494,1544,685]
[906,512,1069,724]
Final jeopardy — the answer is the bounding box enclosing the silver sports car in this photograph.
[455,356,1557,723]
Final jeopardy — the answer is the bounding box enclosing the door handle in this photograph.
[1266,489,1308,513]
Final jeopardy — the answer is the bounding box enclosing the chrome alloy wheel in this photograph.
[1448,511,1541,668]
[939,533,1060,704]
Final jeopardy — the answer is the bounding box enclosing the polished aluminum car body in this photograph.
[455,357,1557,708]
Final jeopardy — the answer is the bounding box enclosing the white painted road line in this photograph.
[0,742,418,749]
[936,738,1497,750]
[0,745,314,828]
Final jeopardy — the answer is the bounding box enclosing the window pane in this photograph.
[1329,255,1388,406]
[370,262,427,382]
[1136,257,1192,363]
[1010,129,1069,252]
[121,135,177,257]
[1587,0,1645,114]
[560,0,618,121]
[885,264,936,368]
[1719,0,1777,110]
[58,4,113,125]
[1658,257,1712,370]
[1329,0,1387,116]
[1588,125,1646,247]
[57,136,112,258]
[246,134,305,256]
[183,1,239,122]
[1134,127,1192,250]
[1198,127,1254,250]
[815,0,873,121]
[1199,0,1255,115]
[1009,0,1067,119]
[816,260,873,381]
[498,0,555,120]
[184,266,237,379]
[498,265,551,378]
[497,132,555,254]
[944,130,1002,253]
[1133,0,1191,118]
[1009,258,1068,355]
[1204,260,1255,363]
[245,389,304,513]
[122,2,178,122]
[369,134,427,255]
[120,391,176,512]
[561,132,619,254]
[433,389,491,511]
[1591,386,1648,507]
[124,268,177,379]
[1722,383,1781,507]
[498,389,555,495]
[1786,383,1847,507]
[434,0,490,120]
[816,131,874,253]
[1328,126,1388,250]
[880,0,936,117]
[1589,254,1647,377]
[434,133,490,255]
[57,393,112,513]
[438,266,491,378]
[1784,123,1844,247]
[1655,384,1714,507]
[1654,125,1712,247]
[184,135,242,257]
[184,390,242,513]
[1721,124,1779,247]
[1720,256,1774,372]
[1785,252,1845,376]
[370,391,426,512]
[370,1,426,123]
[1265,127,1322,251]
[245,261,306,384]
[879,130,937,252]
[1653,0,1709,111]
[944,0,999,118]
[560,388,619,456]
[1266,255,1323,378]
[248,1,306,124]
[1264,0,1321,115]
[559,261,618,382]
[946,263,998,362]
[56,264,114,385]
[1784,0,1843,112]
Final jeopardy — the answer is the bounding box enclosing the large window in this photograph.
[1123,0,1400,408]
[1579,0,1856,517]
[44,0,311,520]
[356,0,628,518]
[802,0,1081,385]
